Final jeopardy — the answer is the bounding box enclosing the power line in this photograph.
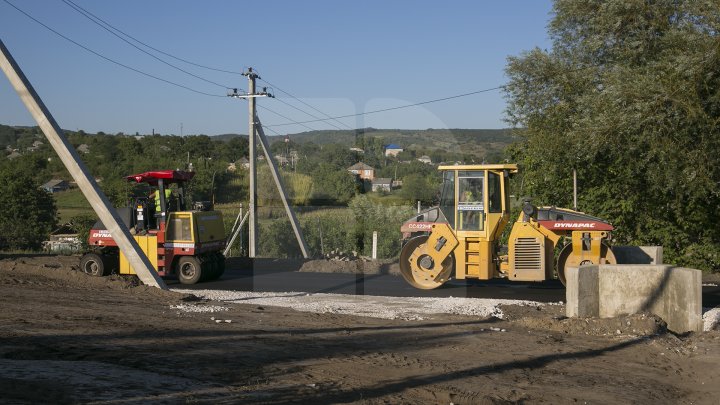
[263,86,505,128]
[2,0,226,97]
[61,0,244,76]
[261,124,281,136]
[61,0,233,90]
[271,97,344,130]
[260,78,354,130]
[258,105,319,133]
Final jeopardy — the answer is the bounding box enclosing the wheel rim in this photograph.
[400,236,453,290]
[180,262,197,279]
[84,260,100,276]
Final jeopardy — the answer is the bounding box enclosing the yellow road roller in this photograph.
[399,164,616,289]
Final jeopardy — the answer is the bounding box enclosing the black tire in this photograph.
[200,255,215,282]
[80,253,110,277]
[215,253,226,280]
[556,243,573,287]
[205,253,225,281]
[177,256,203,285]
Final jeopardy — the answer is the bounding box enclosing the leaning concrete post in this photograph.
[0,40,166,289]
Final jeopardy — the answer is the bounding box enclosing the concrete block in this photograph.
[566,264,702,333]
[613,246,663,265]
[565,266,599,318]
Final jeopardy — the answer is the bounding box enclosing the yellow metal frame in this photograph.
[566,230,611,266]
[436,165,516,281]
[166,212,195,243]
[408,223,459,283]
[119,234,158,275]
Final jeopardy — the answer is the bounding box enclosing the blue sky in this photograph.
[0,1,553,136]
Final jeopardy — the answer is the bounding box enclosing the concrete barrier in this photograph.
[566,264,702,333]
[613,246,663,265]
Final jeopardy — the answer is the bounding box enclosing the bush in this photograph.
[0,169,57,250]
[348,195,414,259]
[69,213,98,250]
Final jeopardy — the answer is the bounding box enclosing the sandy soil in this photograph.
[1,255,720,404]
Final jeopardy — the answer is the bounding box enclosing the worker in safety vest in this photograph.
[150,188,173,213]
[148,188,172,229]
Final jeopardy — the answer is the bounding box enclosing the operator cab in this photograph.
[438,164,517,238]
[125,170,194,232]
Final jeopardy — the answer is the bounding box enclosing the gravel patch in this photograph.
[703,307,720,331]
[170,304,229,313]
[174,289,553,321]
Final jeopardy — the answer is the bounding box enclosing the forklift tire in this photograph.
[199,255,215,282]
[215,253,226,280]
[177,256,203,285]
[80,253,110,277]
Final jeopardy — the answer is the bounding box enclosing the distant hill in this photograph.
[265,128,516,156]
[212,133,248,142]
[1,123,516,158]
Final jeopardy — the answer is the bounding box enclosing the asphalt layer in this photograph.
[171,263,720,307]
[174,267,568,303]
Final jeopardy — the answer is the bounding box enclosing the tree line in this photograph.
[504,0,720,271]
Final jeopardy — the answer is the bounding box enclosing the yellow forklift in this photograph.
[399,164,616,289]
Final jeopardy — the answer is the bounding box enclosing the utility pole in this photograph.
[228,74,310,259]
[228,69,269,258]
[573,169,578,211]
[246,69,257,258]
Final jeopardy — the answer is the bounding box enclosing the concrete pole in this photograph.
[255,114,310,258]
[247,69,258,258]
[573,169,578,211]
[372,231,378,259]
[0,39,166,289]
[223,211,249,257]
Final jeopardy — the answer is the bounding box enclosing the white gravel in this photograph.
[170,304,229,313]
[172,289,551,321]
[703,307,720,331]
[170,289,720,331]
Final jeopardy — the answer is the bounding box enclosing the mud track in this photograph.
[1,255,719,404]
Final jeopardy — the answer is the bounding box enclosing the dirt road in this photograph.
[1,255,719,404]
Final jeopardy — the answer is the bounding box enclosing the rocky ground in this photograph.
[1,255,719,404]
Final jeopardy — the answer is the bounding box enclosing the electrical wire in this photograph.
[271,97,344,130]
[260,78,354,130]
[61,0,233,90]
[263,86,505,128]
[260,124,281,136]
[257,105,319,133]
[2,0,226,97]
[15,0,504,131]
[61,0,244,76]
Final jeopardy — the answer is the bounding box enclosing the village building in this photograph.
[384,144,403,157]
[371,178,393,192]
[41,179,70,193]
[417,155,432,164]
[347,162,375,181]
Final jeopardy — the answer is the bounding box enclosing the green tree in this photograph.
[311,163,358,205]
[348,195,414,258]
[0,167,57,250]
[400,173,439,204]
[504,0,720,271]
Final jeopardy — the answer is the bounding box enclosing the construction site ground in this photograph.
[1,255,720,404]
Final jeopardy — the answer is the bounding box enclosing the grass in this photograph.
[53,188,92,223]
